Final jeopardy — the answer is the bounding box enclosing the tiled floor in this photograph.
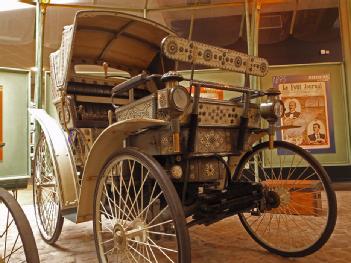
[14,191,350,263]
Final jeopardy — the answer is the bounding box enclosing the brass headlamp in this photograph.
[158,71,190,115]
[260,88,285,124]
[260,88,285,149]
[158,71,191,153]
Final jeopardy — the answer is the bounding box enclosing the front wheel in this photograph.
[33,133,64,244]
[234,141,337,257]
[93,148,191,263]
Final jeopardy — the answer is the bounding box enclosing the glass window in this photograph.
[258,0,342,65]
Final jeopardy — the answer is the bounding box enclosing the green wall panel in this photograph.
[0,68,30,180]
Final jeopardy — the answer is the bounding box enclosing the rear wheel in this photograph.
[0,188,40,263]
[93,148,191,263]
[33,133,64,244]
[235,141,337,257]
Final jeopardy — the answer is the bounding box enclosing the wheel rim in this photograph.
[0,194,26,262]
[237,142,334,254]
[0,189,39,263]
[34,135,61,241]
[95,154,180,263]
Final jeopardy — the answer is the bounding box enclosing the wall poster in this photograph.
[0,86,2,160]
[273,74,335,153]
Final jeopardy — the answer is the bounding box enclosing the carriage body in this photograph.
[47,10,266,203]
[30,10,337,262]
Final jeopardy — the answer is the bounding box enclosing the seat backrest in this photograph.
[54,75,154,129]
[161,36,269,77]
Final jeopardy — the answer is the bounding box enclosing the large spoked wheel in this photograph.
[0,188,40,263]
[33,133,64,244]
[235,141,337,257]
[93,148,191,263]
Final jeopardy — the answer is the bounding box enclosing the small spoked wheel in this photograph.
[235,141,337,257]
[33,133,64,244]
[93,148,191,263]
[0,188,40,263]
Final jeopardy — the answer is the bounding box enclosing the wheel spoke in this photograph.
[128,243,153,263]
[148,237,176,262]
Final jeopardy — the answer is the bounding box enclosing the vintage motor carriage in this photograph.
[30,11,337,262]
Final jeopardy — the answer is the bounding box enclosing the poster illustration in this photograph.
[273,74,335,153]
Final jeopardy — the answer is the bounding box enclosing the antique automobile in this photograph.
[30,10,337,263]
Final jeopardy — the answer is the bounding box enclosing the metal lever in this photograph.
[111,73,161,108]
[103,62,109,79]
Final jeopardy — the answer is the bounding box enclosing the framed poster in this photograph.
[273,74,335,153]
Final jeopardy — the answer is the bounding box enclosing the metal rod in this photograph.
[188,79,264,95]
[20,0,288,13]
[188,13,195,41]
[245,0,252,56]
[146,1,286,13]
[251,0,257,46]
[143,0,149,18]
[252,0,261,91]
[188,12,196,90]
[34,1,46,110]
[239,6,246,38]
[34,0,47,147]
[20,0,143,13]
[290,0,299,35]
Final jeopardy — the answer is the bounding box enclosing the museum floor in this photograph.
[17,189,351,263]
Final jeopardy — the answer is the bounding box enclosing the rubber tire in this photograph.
[235,141,337,258]
[0,188,40,263]
[93,148,191,263]
[33,134,64,245]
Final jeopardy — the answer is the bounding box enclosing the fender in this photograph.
[29,109,79,213]
[76,118,168,223]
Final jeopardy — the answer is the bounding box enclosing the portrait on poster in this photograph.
[273,74,335,153]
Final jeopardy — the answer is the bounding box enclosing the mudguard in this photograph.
[29,109,79,212]
[76,118,168,223]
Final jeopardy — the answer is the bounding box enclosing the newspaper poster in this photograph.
[273,74,335,153]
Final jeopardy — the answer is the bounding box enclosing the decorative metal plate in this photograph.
[115,95,156,121]
[197,100,261,128]
[195,128,233,153]
[188,157,226,182]
[161,36,269,77]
